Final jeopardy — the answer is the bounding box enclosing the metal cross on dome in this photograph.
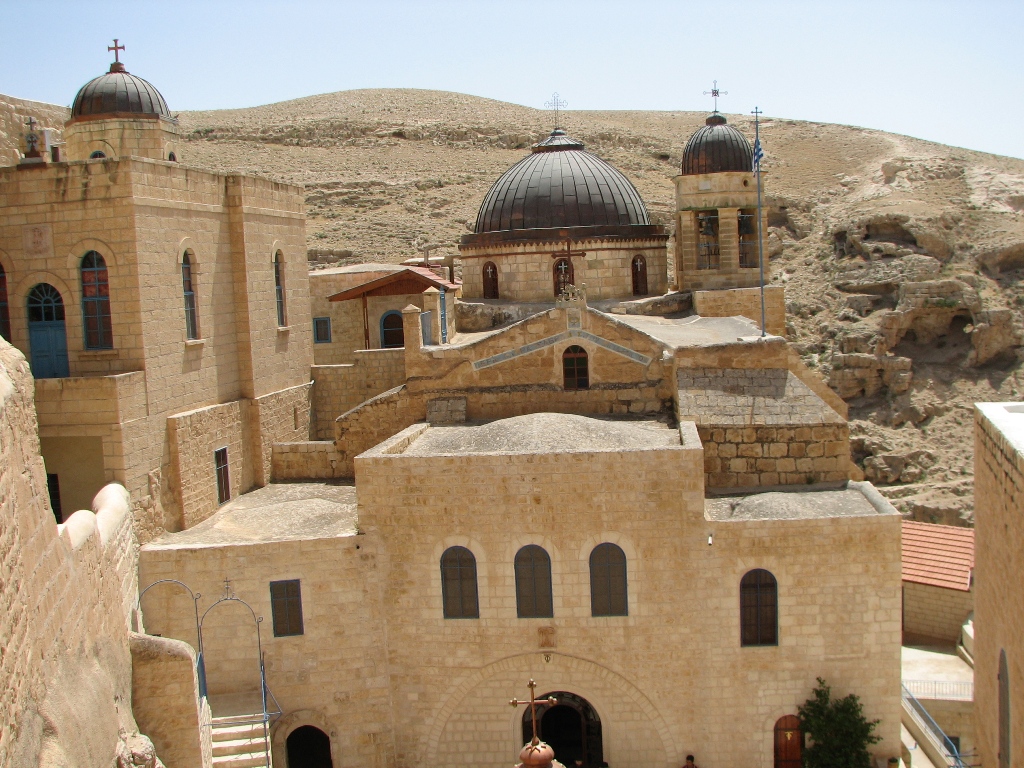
[108,38,125,63]
[509,678,558,746]
[703,80,728,113]
[544,92,568,130]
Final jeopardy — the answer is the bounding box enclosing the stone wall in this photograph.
[63,116,182,164]
[311,349,406,439]
[692,285,786,336]
[250,382,313,486]
[130,633,212,768]
[973,402,1024,768]
[902,581,974,645]
[0,94,68,167]
[335,385,424,477]
[271,441,345,480]
[0,340,155,767]
[459,237,668,302]
[138,529,394,768]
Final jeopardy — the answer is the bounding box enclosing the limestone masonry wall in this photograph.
[902,581,973,645]
[0,339,149,767]
[693,285,786,336]
[311,349,406,439]
[973,403,1024,768]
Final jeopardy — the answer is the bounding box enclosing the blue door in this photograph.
[27,283,69,378]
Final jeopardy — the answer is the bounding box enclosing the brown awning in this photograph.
[328,267,458,302]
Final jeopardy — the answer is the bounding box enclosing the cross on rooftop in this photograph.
[703,80,728,113]
[25,117,37,133]
[551,240,586,261]
[544,92,568,130]
[108,38,125,63]
[509,678,557,746]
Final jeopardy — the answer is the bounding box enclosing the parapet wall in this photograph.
[0,340,147,767]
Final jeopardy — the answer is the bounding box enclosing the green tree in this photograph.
[798,678,881,768]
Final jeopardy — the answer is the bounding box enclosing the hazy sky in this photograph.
[2,0,1021,159]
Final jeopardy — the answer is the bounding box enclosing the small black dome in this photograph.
[681,114,752,175]
[472,130,650,234]
[71,61,171,119]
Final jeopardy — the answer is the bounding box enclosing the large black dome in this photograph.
[471,130,652,236]
[71,61,171,120]
[681,114,752,175]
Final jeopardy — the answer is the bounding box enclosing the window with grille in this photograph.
[182,253,199,340]
[0,264,10,342]
[440,546,479,619]
[738,209,758,268]
[515,545,553,618]
[483,262,499,299]
[274,251,287,326]
[81,251,113,349]
[313,317,332,343]
[270,579,304,637]
[696,211,720,270]
[740,569,778,646]
[590,543,628,616]
[562,345,589,390]
[214,447,230,505]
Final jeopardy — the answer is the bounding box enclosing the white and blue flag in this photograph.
[752,139,764,172]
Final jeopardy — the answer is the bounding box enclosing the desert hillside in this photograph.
[6,88,1024,523]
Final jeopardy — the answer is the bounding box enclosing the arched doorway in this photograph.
[483,261,499,299]
[631,255,648,296]
[27,283,69,378]
[774,715,802,768]
[523,691,602,768]
[287,725,333,768]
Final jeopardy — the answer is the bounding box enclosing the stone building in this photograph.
[2,56,906,768]
[457,129,669,302]
[974,402,1024,768]
[901,520,974,645]
[0,53,312,541]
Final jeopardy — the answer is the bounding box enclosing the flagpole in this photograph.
[753,107,766,338]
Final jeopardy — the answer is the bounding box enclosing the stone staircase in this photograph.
[211,715,271,768]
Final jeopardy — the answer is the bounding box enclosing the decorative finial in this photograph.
[544,92,568,131]
[108,38,125,63]
[703,80,728,113]
[509,678,558,748]
[222,578,234,599]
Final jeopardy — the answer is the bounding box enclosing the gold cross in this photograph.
[509,679,557,745]
[108,39,125,63]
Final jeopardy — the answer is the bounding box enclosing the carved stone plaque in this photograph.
[23,224,53,258]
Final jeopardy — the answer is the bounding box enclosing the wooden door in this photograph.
[774,715,802,768]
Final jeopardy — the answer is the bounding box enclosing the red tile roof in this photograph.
[902,521,974,592]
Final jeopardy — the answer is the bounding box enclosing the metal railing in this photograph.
[901,684,968,767]
[903,679,974,701]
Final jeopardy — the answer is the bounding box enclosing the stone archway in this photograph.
[523,691,603,768]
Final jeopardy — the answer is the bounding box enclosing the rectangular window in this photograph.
[47,473,63,524]
[214,447,230,505]
[270,579,304,636]
[313,316,331,343]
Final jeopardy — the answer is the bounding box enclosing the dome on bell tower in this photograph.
[70,44,171,121]
[680,114,752,175]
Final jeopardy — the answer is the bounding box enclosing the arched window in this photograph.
[562,345,589,391]
[631,255,648,296]
[0,264,10,342]
[483,261,499,299]
[81,251,112,349]
[274,251,286,326]
[380,311,404,348]
[1000,649,1011,768]
[168,152,177,162]
[553,257,574,297]
[590,543,627,616]
[440,546,479,619]
[89,150,106,160]
[515,545,553,618]
[182,253,199,340]
[740,569,778,646]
